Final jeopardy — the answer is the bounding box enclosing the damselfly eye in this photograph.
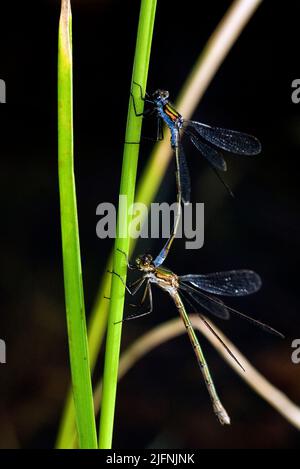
[143,254,153,265]
[153,89,169,101]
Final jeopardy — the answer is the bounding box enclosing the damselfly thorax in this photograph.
[163,102,182,121]
[136,254,179,291]
[147,267,179,294]
[162,103,183,127]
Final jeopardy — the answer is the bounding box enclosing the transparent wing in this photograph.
[180,283,230,319]
[179,270,262,296]
[180,287,245,369]
[187,131,227,171]
[177,143,191,204]
[180,280,283,337]
[184,120,262,155]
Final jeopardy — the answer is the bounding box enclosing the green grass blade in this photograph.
[98,0,157,449]
[57,0,97,449]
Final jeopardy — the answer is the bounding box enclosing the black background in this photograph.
[0,0,299,449]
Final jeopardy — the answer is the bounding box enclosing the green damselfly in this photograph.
[115,250,283,425]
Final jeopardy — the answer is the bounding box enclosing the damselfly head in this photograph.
[152,89,169,103]
[135,253,153,269]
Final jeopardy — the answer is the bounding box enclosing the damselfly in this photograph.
[131,83,262,203]
[115,249,283,425]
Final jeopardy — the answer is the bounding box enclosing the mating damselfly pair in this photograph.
[111,83,283,425]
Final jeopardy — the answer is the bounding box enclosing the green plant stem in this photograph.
[98,0,157,449]
[58,0,97,449]
[55,256,113,448]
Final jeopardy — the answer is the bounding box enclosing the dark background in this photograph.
[0,0,299,449]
